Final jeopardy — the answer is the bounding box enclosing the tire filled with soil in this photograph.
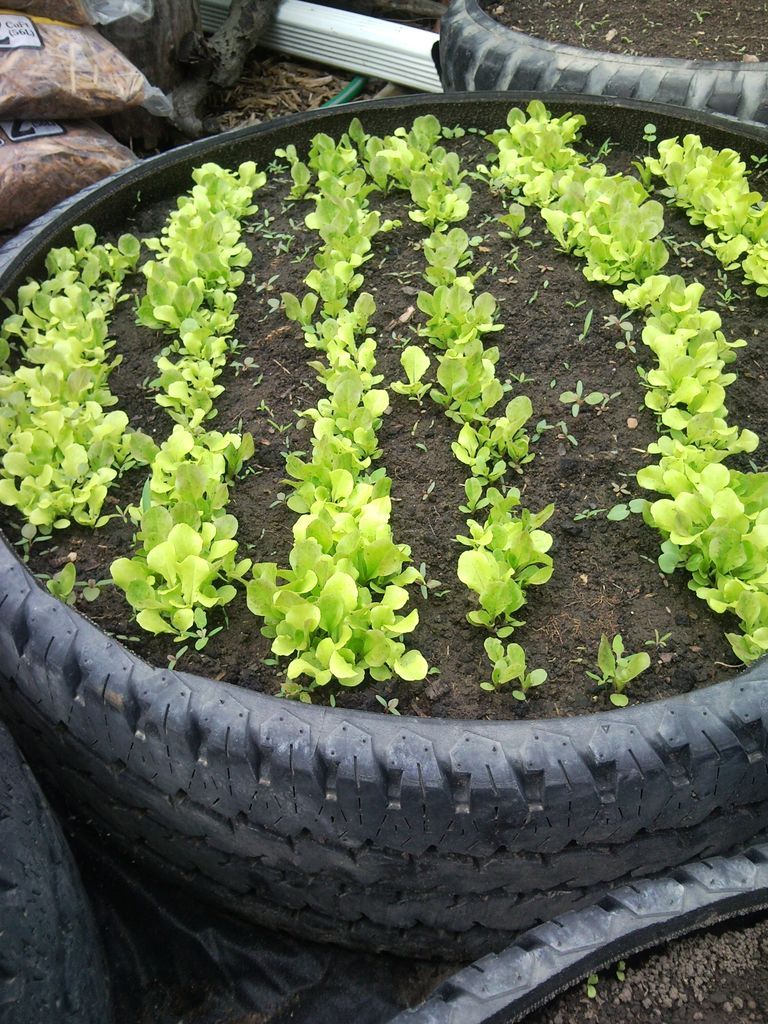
[440,0,768,124]
[482,1,765,63]
[1,94,768,959]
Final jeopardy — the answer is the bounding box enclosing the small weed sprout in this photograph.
[81,578,111,602]
[417,563,445,600]
[167,645,189,671]
[16,522,53,562]
[606,498,646,521]
[376,695,401,715]
[577,308,593,342]
[645,629,673,651]
[603,311,635,352]
[559,380,609,417]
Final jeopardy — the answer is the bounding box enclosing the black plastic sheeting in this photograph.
[67,825,454,1024]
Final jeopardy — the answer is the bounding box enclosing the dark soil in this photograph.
[3,125,768,721]
[481,0,768,62]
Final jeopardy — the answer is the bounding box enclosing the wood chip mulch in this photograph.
[213,53,355,131]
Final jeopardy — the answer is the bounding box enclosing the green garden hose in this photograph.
[320,75,367,107]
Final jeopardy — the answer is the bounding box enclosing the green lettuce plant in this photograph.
[451,396,534,483]
[111,427,253,642]
[112,514,250,638]
[353,116,551,695]
[586,634,651,707]
[245,131,428,698]
[0,224,145,529]
[644,134,768,295]
[483,99,587,207]
[457,489,554,635]
[137,161,266,429]
[487,104,768,667]
[480,636,547,698]
[541,167,668,284]
[391,345,431,401]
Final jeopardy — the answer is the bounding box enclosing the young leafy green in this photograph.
[111,427,253,642]
[0,225,147,529]
[481,636,547,698]
[246,131,428,699]
[137,161,266,429]
[586,634,650,707]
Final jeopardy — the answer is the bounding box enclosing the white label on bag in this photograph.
[0,120,65,142]
[0,14,42,50]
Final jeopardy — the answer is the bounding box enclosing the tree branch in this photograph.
[170,0,279,138]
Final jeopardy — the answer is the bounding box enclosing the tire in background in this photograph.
[439,0,768,126]
[0,719,111,1024]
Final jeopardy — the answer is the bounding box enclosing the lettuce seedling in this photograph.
[644,135,768,294]
[274,143,312,197]
[243,129,428,696]
[46,562,77,605]
[457,490,554,635]
[359,113,555,660]
[0,222,142,529]
[138,161,266,429]
[422,227,476,288]
[392,345,431,401]
[484,100,587,206]
[417,286,503,351]
[499,203,531,239]
[247,526,427,693]
[480,636,547,698]
[451,395,534,484]
[112,427,253,641]
[586,634,650,707]
[112,515,251,639]
[542,168,668,284]
[409,157,472,228]
[432,337,506,421]
[725,588,768,664]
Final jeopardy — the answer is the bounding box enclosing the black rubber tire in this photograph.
[439,0,768,126]
[392,836,768,1023]
[0,719,110,1024]
[1,94,768,961]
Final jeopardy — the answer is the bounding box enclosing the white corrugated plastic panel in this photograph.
[199,0,442,93]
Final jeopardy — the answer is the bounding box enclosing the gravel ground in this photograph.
[530,911,768,1024]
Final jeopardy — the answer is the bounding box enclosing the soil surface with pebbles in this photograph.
[529,910,768,1024]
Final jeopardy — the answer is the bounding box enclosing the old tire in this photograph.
[0,719,110,1024]
[439,0,768,125]
[393,836,768,1023]
[1,94,768,961]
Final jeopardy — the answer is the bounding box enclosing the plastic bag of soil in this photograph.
[0,13,170,118]
[0,0,152,23]
[0,119,137,231]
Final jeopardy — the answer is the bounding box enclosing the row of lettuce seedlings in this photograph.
[487,100,768,666]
